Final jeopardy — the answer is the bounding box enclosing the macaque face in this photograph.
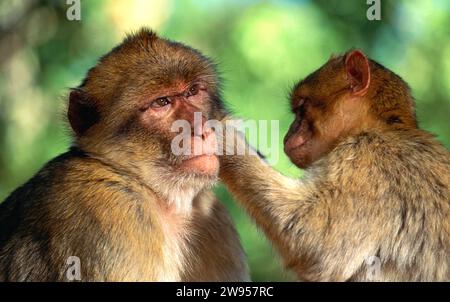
[284,79,343,169]
[284,51,371,168]
[137,79,220,177]
[107,56,222,178]
[115,57,224,178]
[70,32,226,179]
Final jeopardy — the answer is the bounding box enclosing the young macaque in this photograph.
[0,28,249,281]
[220,50,450,281]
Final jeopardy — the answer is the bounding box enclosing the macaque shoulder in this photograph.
[0,147,158,240]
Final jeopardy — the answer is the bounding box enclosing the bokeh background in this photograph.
[0,0,449,281]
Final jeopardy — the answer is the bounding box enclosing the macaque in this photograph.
[0,28,249,281]
[220,50,450,281]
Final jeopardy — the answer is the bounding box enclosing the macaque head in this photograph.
[68,29,227,195]
[284,49,417,168]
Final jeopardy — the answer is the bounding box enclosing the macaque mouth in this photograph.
[178,154,219,175]
[170,130,219,174]
[182,154,217,162]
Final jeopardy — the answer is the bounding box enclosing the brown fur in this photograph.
[0,28,248,281]
[220,50,450,281]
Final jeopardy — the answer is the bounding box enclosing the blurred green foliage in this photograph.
[0,0,449,281]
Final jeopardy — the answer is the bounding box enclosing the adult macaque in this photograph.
[220,50,450,281]
[0,29,249,281]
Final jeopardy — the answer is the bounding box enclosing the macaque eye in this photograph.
[151,97,171,108]
[186,84,200,97]
[294,98,308,117]
[299,97,309,106]
[295,97,307,107]
[296,105,306,118]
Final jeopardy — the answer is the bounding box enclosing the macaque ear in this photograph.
[344,50,371,96]
[68,89,100,136]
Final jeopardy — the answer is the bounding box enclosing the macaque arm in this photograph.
[219,131,324,251]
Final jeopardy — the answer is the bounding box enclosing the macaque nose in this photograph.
[201,126,213,140]
[190,114,217,156]
[192,114,212,140]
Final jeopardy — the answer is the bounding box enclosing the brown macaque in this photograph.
[0,29,249,281]
[220,50,450,281]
